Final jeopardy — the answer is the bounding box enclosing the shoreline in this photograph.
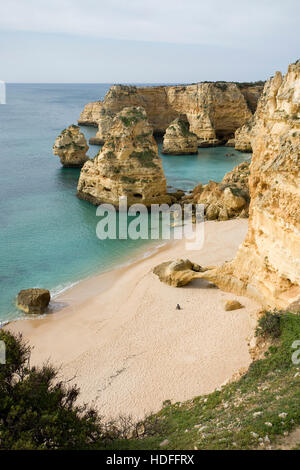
[6,219,260,420]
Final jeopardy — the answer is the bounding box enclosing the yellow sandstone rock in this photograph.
[198,60,300,309]
[224,300,244,311]
[190,161,250,221]
[153,259,205,287]
[78,82,260,146]
[162,118,198,155]
[53,125,89,167]
[77,107,171,207]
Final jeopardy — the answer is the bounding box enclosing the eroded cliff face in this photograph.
[199,61,300,309]
[77,107,171,207]
[53,125,89,167]
[162,118,198,155]
[79,82,260,146]
[78,101,102,127]
[235,119,254,152]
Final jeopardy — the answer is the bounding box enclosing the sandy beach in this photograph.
[7,219,259,420]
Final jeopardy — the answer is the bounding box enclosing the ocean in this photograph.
[0,84,250,323]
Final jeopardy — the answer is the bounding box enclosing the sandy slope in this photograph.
[7,219,259,420]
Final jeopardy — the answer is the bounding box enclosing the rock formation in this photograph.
[162,118,198,155]
[78,82,262,146]
[225,138,235,147]
[238,83,264,113]
[235,118,255,152]
[77,107,171,207]
[196,61,300,309]
[224,300,244,311]
[17,288,50,314]
[78,101,102,127]
[153,259,205,287]
[185,161,250,221]
[53,125,89,167]
[234,84,268,153]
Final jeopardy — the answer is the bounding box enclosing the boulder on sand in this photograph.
[17,288,51,314]
[153,259,212,287]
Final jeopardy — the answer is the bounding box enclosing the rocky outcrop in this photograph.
[17,288,50,314]
[221,161,250,190]
[235,119,255,152]
[79,82,261,146]
[187,161,250,221]
[78,101,102,127]
[162,118,198,155]
[196,61,300,309]
[153,259,207,287]
[77,107,171,207]
[234,84,267,152]
[238,83,264,113]
[53,125,89,167]
[225,138,235,147]
[224,300,244,311]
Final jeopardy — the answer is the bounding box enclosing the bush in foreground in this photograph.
[0,330,103,450]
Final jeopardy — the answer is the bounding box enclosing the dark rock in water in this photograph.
[17,288,50,314]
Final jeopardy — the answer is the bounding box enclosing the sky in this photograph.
[0,0,299,83]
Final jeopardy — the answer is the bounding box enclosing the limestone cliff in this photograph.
[235,119,254,152]
[53,125,89,167]
[162,118,198,155]
[78,101,102,127]
[198,61,300,309]
[77,107,171,207]
[238,83,264,113]
[234,84,268,152]
[78,82,261,146]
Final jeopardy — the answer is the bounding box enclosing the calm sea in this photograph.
[0,84,250,323]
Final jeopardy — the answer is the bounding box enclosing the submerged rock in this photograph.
[53,125,89,167]
[17,288,50,314]
[77,107,171,207]
[162,118,198,155]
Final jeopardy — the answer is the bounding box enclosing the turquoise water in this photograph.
[0,84,250,323]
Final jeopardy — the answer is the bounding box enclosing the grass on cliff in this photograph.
[119,108,146,127]
[130,149,158,168]
[99,310,300,450]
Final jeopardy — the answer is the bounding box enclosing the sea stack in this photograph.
[53,125,89,167]
[162,118,198,155]
[77,106,171,207]
[196,60,300,309]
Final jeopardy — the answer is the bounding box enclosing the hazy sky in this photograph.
[1,0,299,83]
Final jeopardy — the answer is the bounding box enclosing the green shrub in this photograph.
[255,311,281,340]
[130,149,158,168]
[0,330,103,450]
